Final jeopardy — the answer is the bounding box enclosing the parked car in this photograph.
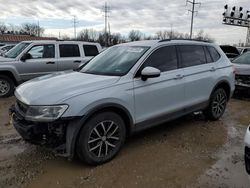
[220,45,240,61]
[232,52,250,91]
[0,40,102,97]
[10,40,235,165]
[237,47,250,55]
[0,44,16,56]
[244,126,250,175]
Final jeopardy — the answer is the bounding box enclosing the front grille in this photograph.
[235,74,250,85]
[245,147,250,174]
[16,100,29,115]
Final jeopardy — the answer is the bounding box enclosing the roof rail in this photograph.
[159,39,211,43]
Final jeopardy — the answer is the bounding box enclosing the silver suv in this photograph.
[11,40,235,165]
[0,40,101,97]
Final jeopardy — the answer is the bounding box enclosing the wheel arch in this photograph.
[0,70,18,86]
[66,103,134,159]
[210,80,231,101]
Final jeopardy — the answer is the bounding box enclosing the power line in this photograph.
[186,0,201,39]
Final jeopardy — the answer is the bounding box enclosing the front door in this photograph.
[133,45,186,125]
[17,44,57,81]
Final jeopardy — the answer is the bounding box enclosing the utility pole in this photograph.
[187,0,201,39]
[73,16,78,39]
[170,23,173,39]
[37,20,40,37]
[103,2,110,47]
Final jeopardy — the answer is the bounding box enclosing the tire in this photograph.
[76,111,126,165]
[0,75,14,98]
[203,88,228,121]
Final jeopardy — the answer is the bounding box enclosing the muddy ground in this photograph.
[0,94,250,188]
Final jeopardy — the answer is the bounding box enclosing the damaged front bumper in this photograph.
[235,74,250,90]
[9,104,82,159]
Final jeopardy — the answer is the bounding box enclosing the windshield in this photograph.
[5,42,30,58]
[233,52,250,65]
[81,46,149,76]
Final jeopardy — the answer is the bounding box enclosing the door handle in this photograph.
[210,67,216,72]
[73,60,81,63]
[175,74,184,80]
[46,61,55,64]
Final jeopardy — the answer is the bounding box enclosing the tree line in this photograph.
[0,22,214,46]
[74,29,214,46]
[0,22,44,36]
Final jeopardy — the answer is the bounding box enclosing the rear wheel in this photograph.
[204,88,228,120]
[76,111,126,165]
[0,75,14,97]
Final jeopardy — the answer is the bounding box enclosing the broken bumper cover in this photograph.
[235,75,250,90]
[10,104,84,159]
[10,104,69,151]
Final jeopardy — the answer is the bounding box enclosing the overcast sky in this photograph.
[0,0,249,44]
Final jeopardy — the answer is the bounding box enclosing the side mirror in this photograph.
[20,53,31,61]
[141,67,161,81]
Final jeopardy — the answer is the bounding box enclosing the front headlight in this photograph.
[25,105,68,122]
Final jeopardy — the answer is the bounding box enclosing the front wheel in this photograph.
[76,111,126,165]
[0,75,14,98]
[203,88,228,121]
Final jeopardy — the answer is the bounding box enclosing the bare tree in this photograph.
[61,35,70,40]
[20,23,44,36]
[156,30,168,40]
[77,29,98,42]
[0,22,7,34]
[194,30,214,42]
[128,30,143,41]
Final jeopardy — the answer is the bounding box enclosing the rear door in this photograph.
[17,44,57,81]
[133,45,186,124]
[177,45,218,108]
[57,44,83,71]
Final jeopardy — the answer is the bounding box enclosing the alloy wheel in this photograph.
[212,90,227,118]
[0,79,10,97]
[88,120,120,158]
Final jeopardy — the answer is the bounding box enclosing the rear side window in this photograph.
[179,45,206,68]
[59,44,80,57]
[207,46,221,62]
[83,45,99,56]
[204,46,213,63]
[142,46,178,72]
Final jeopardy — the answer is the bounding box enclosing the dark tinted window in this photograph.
[204,46,213,63]
[83,45,99,56]
[28,45,55,59]
[142,46,178,72]
[59,44,80,57]
[207,46,221,62]
[179,45,206,67]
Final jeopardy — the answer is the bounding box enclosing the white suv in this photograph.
[11,40,235,165]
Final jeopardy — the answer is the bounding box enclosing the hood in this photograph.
[232,63,250,75]
[15,71,120,105]
[0,56,15,62]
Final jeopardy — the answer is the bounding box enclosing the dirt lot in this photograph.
[0,95,250,188]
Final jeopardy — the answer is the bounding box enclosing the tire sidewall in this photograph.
[209,88,227,120]
[77,111,126,165]
[0,76,14,97]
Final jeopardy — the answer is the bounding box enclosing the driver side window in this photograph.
[27,45,55,59]
[141,46,178,72]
